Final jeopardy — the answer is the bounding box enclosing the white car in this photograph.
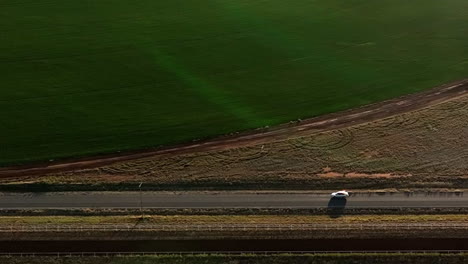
[331,190,349,198]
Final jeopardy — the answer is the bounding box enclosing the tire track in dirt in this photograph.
[1,80,467,178]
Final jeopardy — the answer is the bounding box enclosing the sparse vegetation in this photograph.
[1,254,468,264]
[0,214,467,225]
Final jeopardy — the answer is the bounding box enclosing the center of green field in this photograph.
[1,0,467,165]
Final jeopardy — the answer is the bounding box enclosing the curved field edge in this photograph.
[0,80,466,178]
[1,81,468,191]
[2,0,468,166]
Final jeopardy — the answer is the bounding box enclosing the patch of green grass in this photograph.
[1,0,468,165]
[0,214,466,225]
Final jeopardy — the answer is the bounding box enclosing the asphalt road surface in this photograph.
[0,192,466,209]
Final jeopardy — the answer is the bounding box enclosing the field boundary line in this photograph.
[1,223,468,233]
[1,79,467,177]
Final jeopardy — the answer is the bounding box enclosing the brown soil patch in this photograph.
[345,173,398,178]
[317,168,403,178]
[317,172,403,178]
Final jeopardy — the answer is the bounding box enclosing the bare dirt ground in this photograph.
[1,80,468,190]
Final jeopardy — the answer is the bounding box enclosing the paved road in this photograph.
[0,192,466,209]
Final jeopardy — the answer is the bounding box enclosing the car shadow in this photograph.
[327,197,347,218]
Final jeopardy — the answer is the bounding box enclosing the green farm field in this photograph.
[1,0,468,165]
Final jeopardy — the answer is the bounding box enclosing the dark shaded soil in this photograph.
[1,238,468,253]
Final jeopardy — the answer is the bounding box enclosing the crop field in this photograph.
[1,0,468,165]
[8,89,466,191]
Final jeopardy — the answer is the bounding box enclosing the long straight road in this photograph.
[0,191,466,209]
